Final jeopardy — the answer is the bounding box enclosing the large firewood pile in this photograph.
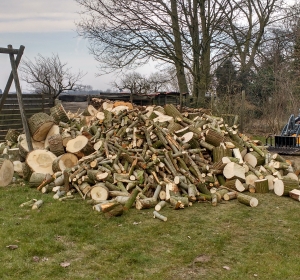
[1,100,300,219]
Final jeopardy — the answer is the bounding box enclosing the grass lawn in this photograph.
[1,183,300,280]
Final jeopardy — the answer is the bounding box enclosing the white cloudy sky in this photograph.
[0,0,116,92]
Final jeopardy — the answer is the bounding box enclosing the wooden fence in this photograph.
[0,94,53,141]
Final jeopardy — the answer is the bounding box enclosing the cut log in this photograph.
[32,200,43,210]
[5,129,20,143]
[212,146,232,163]
[180,132,200,149]
[223,162,245,181]
[29,172,48,188]
[50,103,69,123]
[18,136,44,159]
[223,191,237,201]
[28,112,55,141]
[289,189,300,201]
[26,150,57,175]
[44,125,60,149]
[155,201,167,211]
[244,151,265,167]
[13,160,23,177]
[66,135,95,158]
[48,134,65,156]
[205,129,225,147]
[0,158,14,187]
[52,153,78,172]
[82,104,98,116]
[245,172,258,186]
[265,174,275,190]
[136,197,157,210]
[61,131,72,147]
[90,184,109,201]
[224,179,244,191]
[274,178,299,196]
[153,211,167,221]
[237,193,258,207]
[232,148,243,164]
[254,179,269,193]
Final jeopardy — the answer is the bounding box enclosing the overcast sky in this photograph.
[0,0,117,92]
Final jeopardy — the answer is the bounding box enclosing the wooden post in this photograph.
[0,45,25,112]
[8,45,33,151]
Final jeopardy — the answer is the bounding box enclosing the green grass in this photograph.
[1,184,300,279]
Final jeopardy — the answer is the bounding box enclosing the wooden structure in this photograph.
[0,94,53,140]
[0,45,32,150]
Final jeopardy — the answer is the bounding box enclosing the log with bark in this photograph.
[0,158,14,187]
[28,112,55,141]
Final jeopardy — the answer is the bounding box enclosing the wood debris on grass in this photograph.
[1,100,300,217]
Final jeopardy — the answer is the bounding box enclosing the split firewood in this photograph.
[223,162,245,181]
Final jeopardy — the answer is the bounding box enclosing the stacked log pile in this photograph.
[1,100,300,218]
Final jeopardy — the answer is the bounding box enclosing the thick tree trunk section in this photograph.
[90,184,109,201]
[52,153,78,172]
[26,150,57,175]
[50,103,70,123]
[66,135,94,158]
[48,134,65,156]
[28,112,55,141]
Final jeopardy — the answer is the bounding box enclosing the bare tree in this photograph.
[113,71,171,103]
[20,54,85,99]
[216,0,288,89]
[76,0,191,95]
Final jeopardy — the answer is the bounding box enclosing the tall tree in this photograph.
[217,0,285,89]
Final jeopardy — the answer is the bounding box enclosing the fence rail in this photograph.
[0,94,53,141]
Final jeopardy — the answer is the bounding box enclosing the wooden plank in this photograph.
[0,104,52,109]
[0,47,19,54]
